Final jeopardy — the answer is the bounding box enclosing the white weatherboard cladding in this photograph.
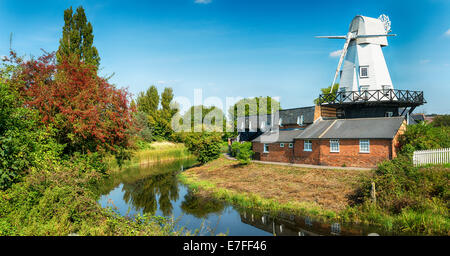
[339,36,393,92]
[350,16,388,46]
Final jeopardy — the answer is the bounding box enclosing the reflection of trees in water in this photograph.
[112,159,195,216]
[180,191,226,218]
[122,171,179,216]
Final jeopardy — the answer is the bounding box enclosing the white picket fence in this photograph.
[413,148,450,166]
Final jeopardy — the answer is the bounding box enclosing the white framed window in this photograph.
[261,121,265,129]
[289,143,293,148]
[304,140,312,151]
[297,115,304,126]
[330,139,340,153]
[280,143,285,148]
[263,144,269,153]
[359,139,370,153]
[249,121,252,130]
[279,118,283,127]
[359,66,369,78]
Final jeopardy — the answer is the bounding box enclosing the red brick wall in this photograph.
[254,138,396,168]
[293,139,320,165]
[252,142,294,163]
[317,139,391,167]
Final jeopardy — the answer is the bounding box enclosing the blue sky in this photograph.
[1,0,449,114]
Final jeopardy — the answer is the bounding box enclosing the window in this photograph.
[385,112,393,117]
[297,115,304,126]
[289,143,293,148]
[261,121,265,129]
[249,121,252,130]
[279,118,283,127]
[263,144,269,153]
[382,85,390,97]
[280,143,285,148]
[360,66,369,78]
[330,139,340,152]
[304,140,312,151]
[360,139,370,153]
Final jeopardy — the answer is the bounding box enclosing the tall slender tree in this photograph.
[56,6,100,68]
[137,85,159,116]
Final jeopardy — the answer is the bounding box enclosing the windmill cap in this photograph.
[350,15,389,46]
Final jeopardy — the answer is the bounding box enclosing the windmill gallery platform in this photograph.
[237,15,425,168]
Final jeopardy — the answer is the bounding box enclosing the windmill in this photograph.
[317,15,396,94]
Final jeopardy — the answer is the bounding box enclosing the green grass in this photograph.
[178,173,339,222]
[106,141,192,170]
[179,155,450,235]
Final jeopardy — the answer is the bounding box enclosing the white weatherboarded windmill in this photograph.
[317,14,396,94]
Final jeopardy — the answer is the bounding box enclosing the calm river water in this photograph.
[97,158,401,236]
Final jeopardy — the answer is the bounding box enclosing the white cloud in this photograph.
[420,59,431,64]
[329,49,342,58]
[195,0,212,4]
[445,29,450,37]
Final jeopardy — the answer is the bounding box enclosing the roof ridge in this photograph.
[318,119,337,139]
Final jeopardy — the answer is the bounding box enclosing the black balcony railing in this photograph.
[318,89,425,106]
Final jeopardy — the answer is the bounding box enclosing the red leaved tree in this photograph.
[8,51,134,155]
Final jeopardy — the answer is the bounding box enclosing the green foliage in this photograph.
[180,105,226,132]
[0,161,180,235]
[56,6,100,68]
[314,84,339,105]
[349,155,450,234]
[135,86,177,141]
[137,85,159,116]
[0,68,62,189]
[431,115,450,127]
[398,122,450,155]
[129,111,153,143]
[235,142,254,165]
[184,133,222,164]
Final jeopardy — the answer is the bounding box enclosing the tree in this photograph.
[314,84,339,105]
[137,85,159,116]
[228,96,281,133]
[0,61,62,189]
[8,51,133,156]
[431,115,450,127]
[184,133,222,164]
[161,87,175,118]
[56,6,100,68]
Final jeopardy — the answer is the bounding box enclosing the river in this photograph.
[97,158,401,236]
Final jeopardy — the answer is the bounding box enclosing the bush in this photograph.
[184,133,222,164]
[231,141,240,157]
[398,122,450,155]
[235,142,254,164]
[351,155,450,234]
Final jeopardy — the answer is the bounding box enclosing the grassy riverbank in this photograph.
[0,142,192,236]
[179,156,371,221]
[106,141,192,171]
[180,156,449,235]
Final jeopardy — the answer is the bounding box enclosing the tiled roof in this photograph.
[295,116,405,140]
[252,129,304,143]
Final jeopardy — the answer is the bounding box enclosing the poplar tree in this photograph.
[137,85,160,116]
[56,6,100,68]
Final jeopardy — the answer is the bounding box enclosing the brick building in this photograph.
[252,116,406,168]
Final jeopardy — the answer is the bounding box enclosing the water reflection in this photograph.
[98,158,401,236]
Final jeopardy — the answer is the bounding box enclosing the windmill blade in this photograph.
[356,34,397,38]
[315,36,347,39]
[330,34,353,91]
